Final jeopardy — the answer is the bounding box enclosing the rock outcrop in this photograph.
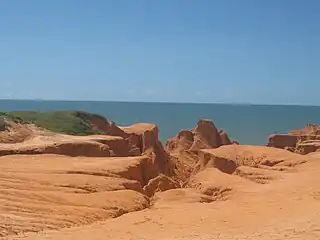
[121,123,172,176]
[166,119,233,153]
[0,140,112,157]
[267,134,298,149]
[83,114,172,169]
[197,145,306,174]
[0,134,134,157]
[80,112,129,138]
[289,124,320,135]
[165,119,234,184]
[0,116,173,189]
[267,124,320,154]
[295,140,320,155]
[83,118,173,175]
[0,118,174,192]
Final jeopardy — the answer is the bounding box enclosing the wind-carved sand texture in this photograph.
[0,113,319,240]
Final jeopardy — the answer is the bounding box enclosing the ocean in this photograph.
[0,99,319,145]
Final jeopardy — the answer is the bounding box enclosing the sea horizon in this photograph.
[1,99,319,145]
[1,98,320,108]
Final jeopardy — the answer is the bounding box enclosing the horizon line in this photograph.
[0,98,319,108]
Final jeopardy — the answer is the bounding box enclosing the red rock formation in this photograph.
[83,114,169,159]
[121,123,172,176]
[267,124,320,155]
[0,116,174,196]
[220,131,232,145]
[166,130,194,152]
[190,119,222,150]
[0,141,112,157]
[197,145,307,174]
[80,113,145,155]
[267,134,298,149]
[289,124,320,136]
[86,115,173,170]
[76,112,128,138]
[295,140,320,155]
[166,119,233,153]
[165,119,234,185]
[143,174,180,197]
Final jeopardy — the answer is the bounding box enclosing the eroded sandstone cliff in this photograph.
[267,124,320,154]
[1,113,319,239]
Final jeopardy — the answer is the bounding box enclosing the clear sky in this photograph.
[0,0,319,105]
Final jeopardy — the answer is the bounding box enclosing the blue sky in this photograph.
[0,0,319,105]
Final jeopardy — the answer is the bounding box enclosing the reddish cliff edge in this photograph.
[267,124,320,154]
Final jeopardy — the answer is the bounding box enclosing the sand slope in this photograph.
[8,153,319,240]
[0,154,153,237]
[0,149,317,239]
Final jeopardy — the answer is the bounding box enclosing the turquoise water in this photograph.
[1,100,319,145]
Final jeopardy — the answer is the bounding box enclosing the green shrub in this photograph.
[1,110,104,135]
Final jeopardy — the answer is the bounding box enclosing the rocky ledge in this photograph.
[267,124,320,154]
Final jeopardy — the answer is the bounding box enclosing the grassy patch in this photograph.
[1,111,104,135]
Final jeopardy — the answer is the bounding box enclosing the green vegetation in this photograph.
[0,111,105,135]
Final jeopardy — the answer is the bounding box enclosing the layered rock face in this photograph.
[0,117,169,162]
[267,124,320,154]
[121,123,172,176]
[165,119,234,184]
[197,145,306,174]
[85,116,173,175]
[0,118,174,188]
[267,134,298,149]
[0,117,178,238]
[166,119,233,153]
